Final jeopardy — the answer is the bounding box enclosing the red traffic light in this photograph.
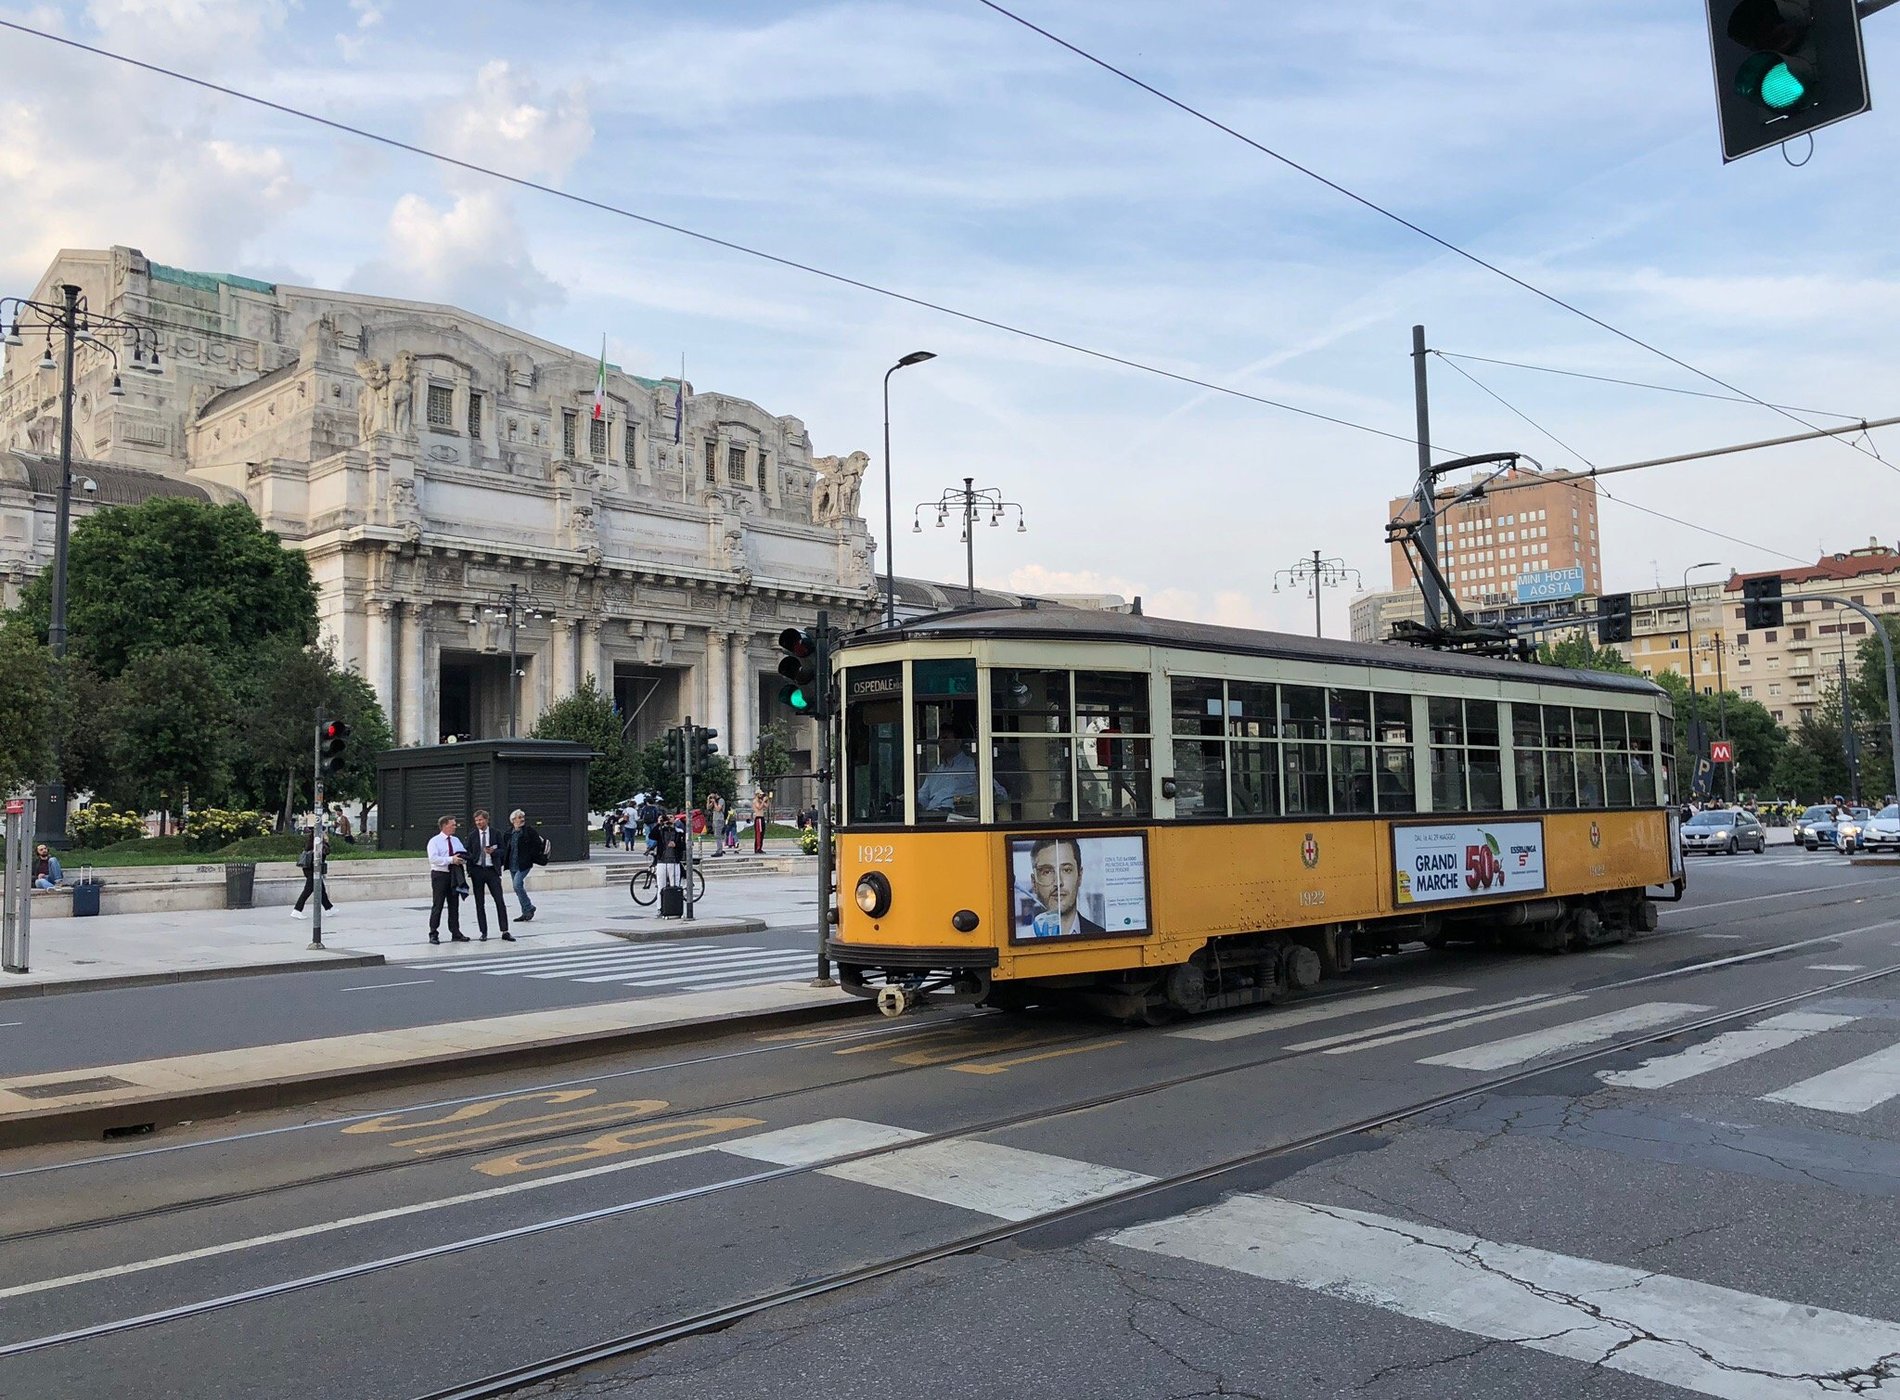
[777,627,814,658]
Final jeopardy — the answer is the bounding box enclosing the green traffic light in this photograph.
[789,689,810,711]
[1758,60,1807,108]
[1737,51,1813,111]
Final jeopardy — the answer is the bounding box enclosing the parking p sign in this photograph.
[1710,740,1733,764]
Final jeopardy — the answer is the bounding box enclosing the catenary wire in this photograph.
[972,0,1888,469]
[0,18,1439,455]
[1433,356,1812,566]
[1433,350,1868,421]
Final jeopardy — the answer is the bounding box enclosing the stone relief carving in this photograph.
[354,358,387,439]
[389,351,416,435]
[354,351,417,440]
[811,450,869,525]
[390,476,423,543]
[723,523,753,584]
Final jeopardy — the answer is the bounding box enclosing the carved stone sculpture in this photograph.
[354,358,388,440]
[811,450,869,525]
[389,350,416,436]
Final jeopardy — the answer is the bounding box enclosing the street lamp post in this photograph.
[3,284,163,845]
[481,584,544,737]
[1681,561,1723,802]
[882,351,936,625]
[912,476,1027,604]
[1272,550,1362,639]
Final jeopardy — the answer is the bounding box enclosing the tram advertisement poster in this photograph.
[1008,833,1151,943]
[1392,821,1546,906]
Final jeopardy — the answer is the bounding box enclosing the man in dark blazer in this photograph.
[466,808,513,941]
[503,808,546,923]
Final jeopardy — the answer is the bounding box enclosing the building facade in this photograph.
[1386,463,1602,610]
[1726,543,1900,727]
[0,246,880,782]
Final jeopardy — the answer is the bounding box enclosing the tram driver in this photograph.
[916,720,1004,820]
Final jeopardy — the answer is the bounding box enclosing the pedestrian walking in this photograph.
[332,805,355,845]
[603,811,619,850]
[503,807,546,922]
[706,793,725,857]
[292,824,334,918]
[426,815,470,944]
[467,808,514,941]
[752,788,769,854]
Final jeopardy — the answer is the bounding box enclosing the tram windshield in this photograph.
[913,659,987,823]
[844,662,903,824]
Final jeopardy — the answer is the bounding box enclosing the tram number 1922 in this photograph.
[857,845,895,865]
[1299,889,1326,907]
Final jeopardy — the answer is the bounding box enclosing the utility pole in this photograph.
[913,477,1026,604]
[1273,549,1361,639]
[682,715,696,923]
[1411,324,1441,630]
[813,610,835,987]
[310,708,327,950]
[1709,632,1734,804]
[1841,639,1862,805]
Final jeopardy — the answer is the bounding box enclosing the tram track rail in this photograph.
[4,954,1898,1374]
[2,884,1892,1247]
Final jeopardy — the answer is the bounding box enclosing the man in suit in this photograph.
[503,808,545,923]
[466,809,514,941]
[1025,836,1107,939]
[426,815,470,945]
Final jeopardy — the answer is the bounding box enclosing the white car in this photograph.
[1854,805,1900,854]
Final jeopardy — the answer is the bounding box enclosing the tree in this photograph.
[0,619,55,795]
[1536,635,1638,675]
[11,498,317,679]
[107,645,234,818]
[1847,615,1900,802]
[531,675,638,811]
[1770,683,1852,802]
[229,637,394,822]
[747,721,796,795]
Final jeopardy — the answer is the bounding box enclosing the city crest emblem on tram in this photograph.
[1301,833,1320,869]
[1589,821,1602,849]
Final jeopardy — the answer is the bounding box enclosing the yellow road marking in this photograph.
[474,1117,764,1177]
[951,1041,1124,1076]
[890,1031,1079,1067]
[340,1089,596,1137]
[390,1100,670,1153]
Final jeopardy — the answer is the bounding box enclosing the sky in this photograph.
[2,0,1897,636]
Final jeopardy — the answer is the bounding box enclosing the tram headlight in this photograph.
[855,872,892,919]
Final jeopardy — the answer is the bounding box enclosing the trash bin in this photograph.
[224,862,256,910]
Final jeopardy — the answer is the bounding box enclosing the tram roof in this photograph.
[849,607,1664,699]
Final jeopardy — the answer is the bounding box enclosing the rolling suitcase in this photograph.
[71,868,102,917]
[658,881,684,919]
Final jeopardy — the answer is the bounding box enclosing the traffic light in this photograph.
[777,627,821,715]
[1743,575,1785,630]
[662,727,685,779]
[691,725,719,771]
[1706,0,1870,162]
[1597,593,1633,645]
[319,719,351,774]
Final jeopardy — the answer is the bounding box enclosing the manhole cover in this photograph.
[11,1075,136,1100]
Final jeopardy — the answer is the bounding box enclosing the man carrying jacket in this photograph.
[502,808,546,923]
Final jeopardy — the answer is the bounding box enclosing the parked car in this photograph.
[1856,804,1900,854]
[1679,809,1767,856]
[1791,805,1833,846]
[1805,807,1872,851]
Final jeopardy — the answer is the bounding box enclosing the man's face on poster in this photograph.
[1031,841,1081,917]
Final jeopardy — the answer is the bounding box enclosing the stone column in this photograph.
[581,619,604,692]
[550,618,577,701]
[366,600,396,733]
[531,623,554,724]
[705,630,730,745]
[729,635,755,784]
[399,601,426,746]
[421,608,443,744]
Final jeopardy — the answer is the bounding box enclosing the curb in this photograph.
[0,996,866,1150]
[600,917,771,942]
[0,953,387,1002]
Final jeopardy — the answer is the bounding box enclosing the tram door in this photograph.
[845,663,904,825]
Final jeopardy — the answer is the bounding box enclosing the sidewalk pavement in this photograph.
[0,979,862,1148]
[1,860,822,998]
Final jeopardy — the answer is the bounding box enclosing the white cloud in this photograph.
[83,0,293,64]
[351,188,560,323]
[435,60,594,185]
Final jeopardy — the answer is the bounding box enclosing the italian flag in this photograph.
[592,335,606,421]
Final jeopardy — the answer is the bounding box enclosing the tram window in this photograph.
[1232,742,1278,815]
[1175,739,1226,819]
[844,663,904,825]
[1543,705,1575,749]
[1075,672,1150,732]
[1228,683,1276,739]
[1428,696,1464,746]
[1378,746,1415,812]
[1375,693,1410,745]
[1515,746,1548,810]
[1632,718,1657,805]
[1330,690,1373,743]
[1546,748,1578,808]
[993,735,1072,824]
[1282,686,1327,742]
[914,660,985,823]
[1283,742,1328,815]
[1331,743,1375,814]
[1430,747,1470,812]
[1468,748,1503,810]
[1512,703,1543,751]
[1601,713,1634,808]
[1080,738,1151,819]
[992,669,1069,733]
[1465,700,1499,748]
[1171,677,1225,736]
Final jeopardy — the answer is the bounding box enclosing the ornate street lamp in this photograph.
[1273,550,1362,638]
[912,477,1027,606]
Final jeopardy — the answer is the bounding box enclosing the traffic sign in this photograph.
[3,799,23,815]
[1711,740,1734,764]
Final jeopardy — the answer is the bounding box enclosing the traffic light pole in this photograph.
[310,707,327,951]
[682,717,696,923]
[813,612,835,986]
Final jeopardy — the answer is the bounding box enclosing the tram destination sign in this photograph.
[1393,821,1547,907]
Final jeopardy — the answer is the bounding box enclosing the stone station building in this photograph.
[0,246,881,786]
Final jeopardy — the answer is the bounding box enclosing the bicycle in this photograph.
[628,861,706,906]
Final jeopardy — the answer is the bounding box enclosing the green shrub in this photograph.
[185,807,273,851]
[68,802,145,849]
[216,834,304,861]
[797,827,819,856]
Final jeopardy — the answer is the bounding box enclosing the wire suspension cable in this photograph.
[973,0,1887,468]
[1432,350,1868,421]
[1432,355,1597,471]
[0,18,1438,454]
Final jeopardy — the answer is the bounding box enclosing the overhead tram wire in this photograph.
[972,0,1888,471]
[1433,350,1872,424]
[0,19,1441,459]
[1434,355,1811,566]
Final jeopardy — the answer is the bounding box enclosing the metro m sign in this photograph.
[1710,740,1734,764]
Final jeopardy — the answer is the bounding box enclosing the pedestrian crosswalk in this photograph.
[411,940,815,992]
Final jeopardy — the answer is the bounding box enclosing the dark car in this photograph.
[1680,809,1767,856]
[1791,805,1833,846]
[1805,807,1872,851]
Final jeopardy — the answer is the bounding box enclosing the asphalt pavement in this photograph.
[5,845,1900,1399]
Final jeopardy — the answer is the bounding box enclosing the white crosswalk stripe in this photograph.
[1597,1011,1860,1089]
[1419,1002,1709,1071]
[1763,1042,1900,1114]
[411,941,812,991]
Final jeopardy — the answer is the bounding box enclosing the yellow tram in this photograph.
[825,607,1682,1021]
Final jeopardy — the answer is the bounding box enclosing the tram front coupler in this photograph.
[876,984,915,1018]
